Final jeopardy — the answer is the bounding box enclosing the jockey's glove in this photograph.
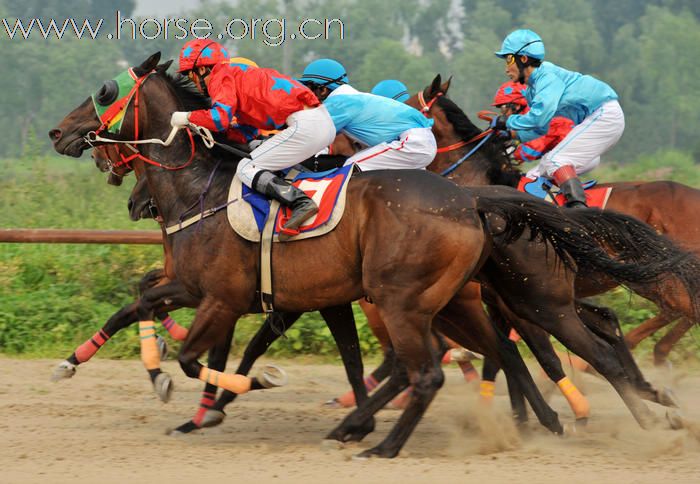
[170,111,191,128]
[491,114,509,132]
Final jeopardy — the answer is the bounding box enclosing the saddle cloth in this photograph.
[517,176,613,209]
[227,165,354,242]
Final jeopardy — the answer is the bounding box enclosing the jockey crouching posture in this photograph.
[170,39,336,231]
[492,29,624,208]
[297,59,437,171]
[491,81,575,167]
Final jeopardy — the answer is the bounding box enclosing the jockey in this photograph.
[370,80,410,102]
[491,81,575,169]
[297,59,436,171]
[493,29,624,208]
[171,39,336,231]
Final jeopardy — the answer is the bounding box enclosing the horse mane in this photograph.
[160,71,212,111]
[436,95,522,187]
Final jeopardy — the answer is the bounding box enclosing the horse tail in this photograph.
[473,188,700,317]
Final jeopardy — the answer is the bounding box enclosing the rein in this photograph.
[417,89,495,175]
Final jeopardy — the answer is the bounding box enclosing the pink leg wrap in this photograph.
[160,315,188,341]
[192,390,217,427]
[74,329,110,363]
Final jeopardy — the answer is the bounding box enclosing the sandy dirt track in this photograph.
[1,357,700,484]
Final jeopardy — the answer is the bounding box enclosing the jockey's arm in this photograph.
[507,72,564,136]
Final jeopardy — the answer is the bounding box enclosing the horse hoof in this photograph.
[449,348,483,362]
[666,410,684,430]
[157,335,169,361]
[322,398,343,409]
[170,420,200,435]
[51,361,77,381]
[255,364,288,389]
[320,439,345,451]
[154,373,173,403]
[200,409,226,428]
[658,387,681,408]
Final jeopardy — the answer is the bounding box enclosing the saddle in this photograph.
[517,176,613,209]
[227,164,354,242]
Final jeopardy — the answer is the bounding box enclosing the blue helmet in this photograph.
[298,59,348,90]
[371,80,409,102]
[495,29,545,60]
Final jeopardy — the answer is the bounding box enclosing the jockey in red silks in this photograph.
[491,81,575,169]
[171,39,336,231]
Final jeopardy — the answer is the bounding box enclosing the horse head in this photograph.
[49,52,178,177]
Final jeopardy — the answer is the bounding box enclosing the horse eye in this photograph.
[96,80,119,106]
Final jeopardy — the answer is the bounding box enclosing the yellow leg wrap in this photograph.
[557,376,590,419]
[139,321,160,370]
[198,367,252,394]
[479,380,496,404]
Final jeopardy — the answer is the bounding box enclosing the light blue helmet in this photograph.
[297,59,348,90]
[371,80,409,103]
[495,29,545,60]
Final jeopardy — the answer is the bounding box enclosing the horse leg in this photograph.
[328,299,400,408]
[52,301,140,381]
[492,297,591,422]
[654,317,695,366]
[625,312,675,350]
[355,308,443,459]
[209,311,302,416]
[576,300,679,407]
[136,281,200,402]
[171,326,235,434]
[327,299,393,408]
[328,354,410,444]
[178,299,286,400]
[436,303,562,435]
[320,304,378,442]
[509,302,656,429]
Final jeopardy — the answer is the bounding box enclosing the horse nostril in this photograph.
[128,199,134,211]
[49,129,63,141]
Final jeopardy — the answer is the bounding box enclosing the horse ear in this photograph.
[133,52,162,76]
[429,74,442,96]
[441,76,452,95]
[156,59,174,74]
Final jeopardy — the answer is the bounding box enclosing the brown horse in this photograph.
[49,54,697,457]
[407,75,700,365]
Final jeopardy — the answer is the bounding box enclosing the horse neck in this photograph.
[135,93,223,227]
[427,115,492,186]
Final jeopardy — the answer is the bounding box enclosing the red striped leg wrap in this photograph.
[75,329,110,363]
[160,314,188,341]
[192,391,217,427]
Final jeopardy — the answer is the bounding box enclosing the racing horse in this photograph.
[50,53,698,457]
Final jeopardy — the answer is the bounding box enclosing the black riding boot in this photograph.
[252,170,318,231]
[558,178,588,208]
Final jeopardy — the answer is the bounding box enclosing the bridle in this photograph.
[416,88,495,176]
[84,69,196,174]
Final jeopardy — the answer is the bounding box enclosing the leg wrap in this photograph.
[192,390,217,427]
[479,380,496,403]
[139,321,161,370]
[160,314,189,341]
[557,376,590,419]
[198,367,252,394]
[458,361,480,383]
[74,329,110,363]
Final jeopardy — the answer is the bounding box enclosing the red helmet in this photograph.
[178,39,229,73]
[492,81,528,107]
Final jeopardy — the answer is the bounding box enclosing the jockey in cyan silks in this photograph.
[491,29,624,208]
[297,59,437,172]
[170,39,336,231]
[370,79,411,103]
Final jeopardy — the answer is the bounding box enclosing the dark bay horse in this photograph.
[407,74,700,365]
[50,54,698,457]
